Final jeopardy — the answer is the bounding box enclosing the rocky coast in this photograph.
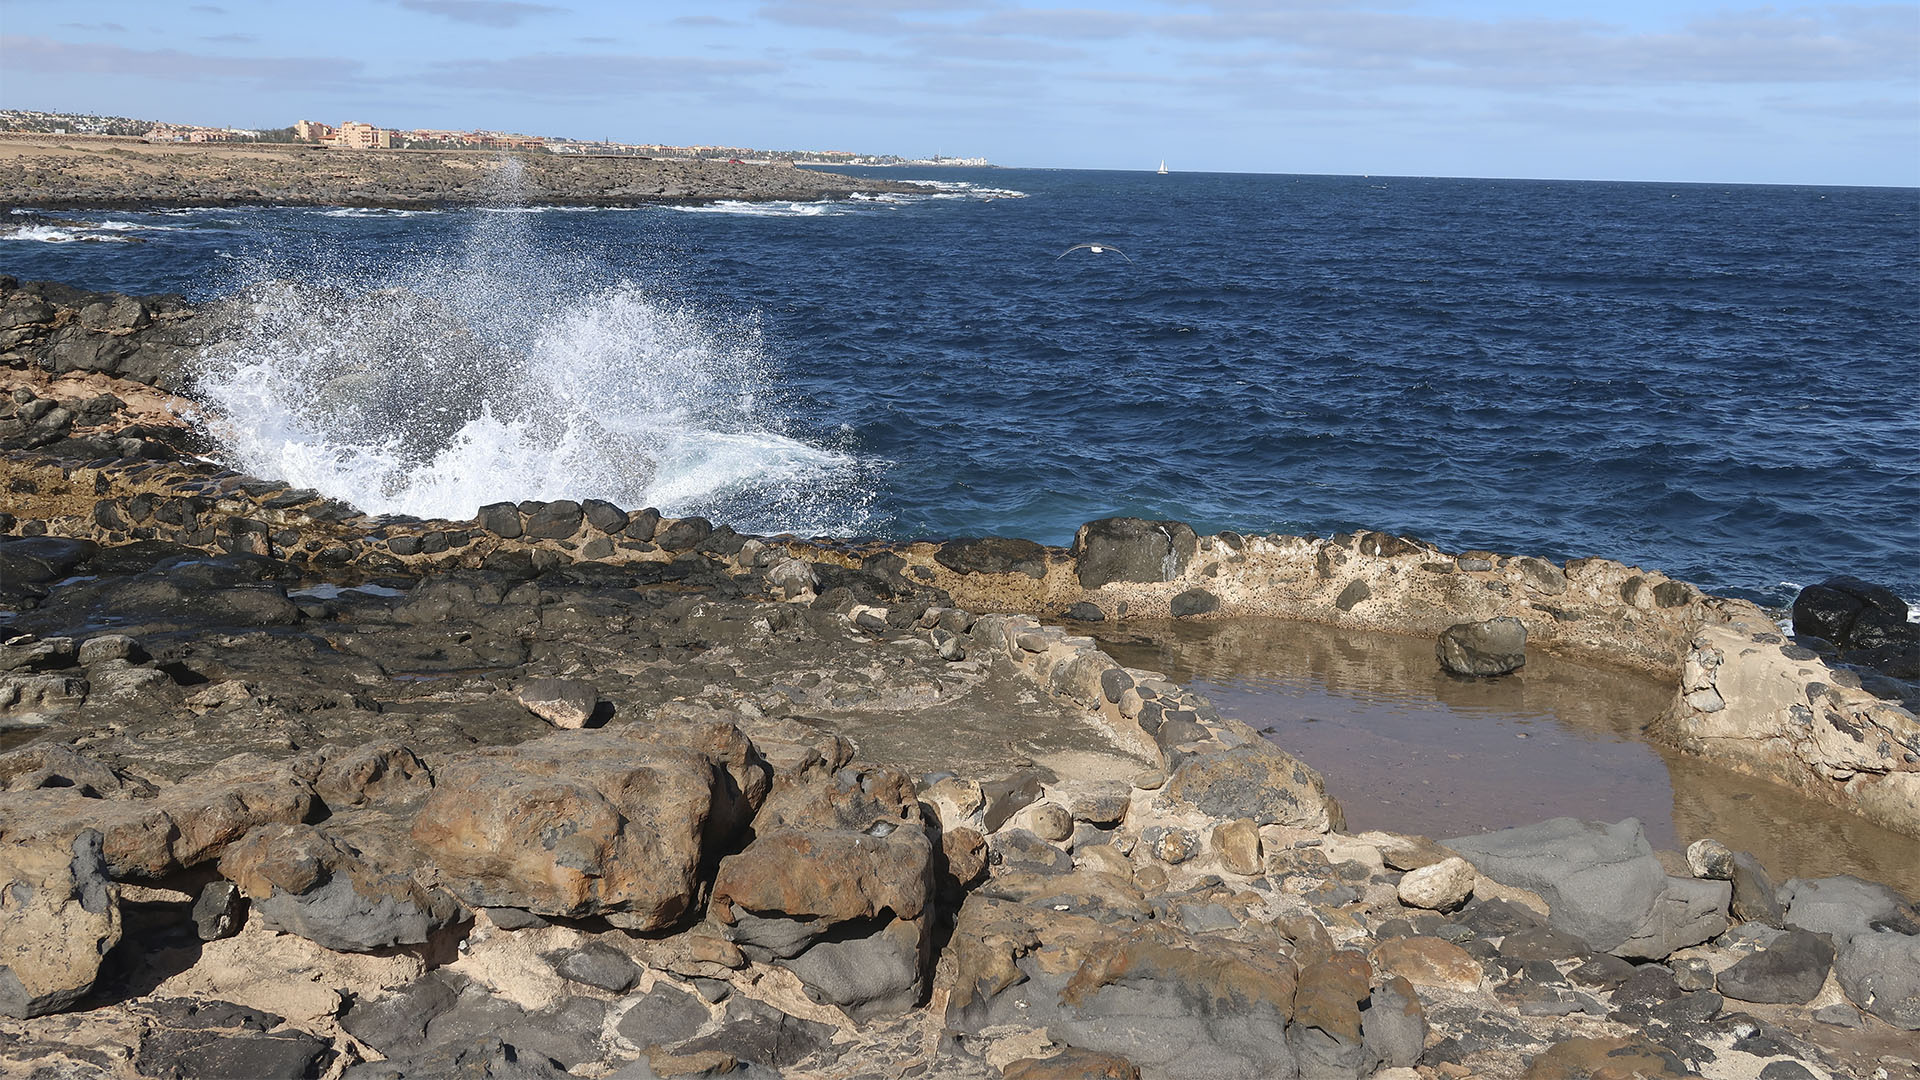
[0,135,925,210]
[2,275,1918,1079]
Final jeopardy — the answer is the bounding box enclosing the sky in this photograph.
[1,0,1916,185]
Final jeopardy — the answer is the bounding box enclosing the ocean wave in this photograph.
[2,225,139,244]
[316,207,439,218]
[665,200,850,217]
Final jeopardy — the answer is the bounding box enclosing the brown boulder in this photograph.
[0,829,120,1018]
[410,730,732,929]
[1370,936,1483,993]
[218,821,465,952]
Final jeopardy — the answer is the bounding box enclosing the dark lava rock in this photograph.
[137,1028,331,1080]
[341,971,465,1053]
[1071,517,1196,588]
[582,499,629,533]
[673,995,835,1070]
[616,983,712,1049]
[345,1036,569,1080]
[1566,954,1636,989]
[1498,927,1590,962]
[1066,601,1106,621]
[192,880,247,941]
[523,500,583,540]
[552,942,642,993]
[935,536,1049,579]
[1170,588,1219,617]
[1716,930,1834,1004]
[1436,616,1527,676]
[655,517,713,552]
[1793,576,1909,648]
[476,502,523,539]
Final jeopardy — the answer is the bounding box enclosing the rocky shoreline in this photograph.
[2,276,1918,1079]
[0,135,926,210]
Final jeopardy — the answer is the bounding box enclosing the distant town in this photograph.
[0,109,990,168]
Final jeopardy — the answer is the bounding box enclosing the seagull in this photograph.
[1058,243,1133,263]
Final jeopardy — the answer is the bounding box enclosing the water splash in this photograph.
[191,158,877,536]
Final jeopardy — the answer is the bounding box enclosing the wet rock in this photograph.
[553,942,641,993]
[1793,576,1909,648]
[1436,616,1527,677]
[217,822,467,952]
[1072,517,1196,588]
[522,500,583,539]
[1170,588,1219,617]
[0,829,120,1019]
[1397,856,1475,912]
[1730,851,1784,926]
[515,677,600,728]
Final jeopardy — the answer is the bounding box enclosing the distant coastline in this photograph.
[0,133,926,211]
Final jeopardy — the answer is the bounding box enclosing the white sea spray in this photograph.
[190,160,877,536]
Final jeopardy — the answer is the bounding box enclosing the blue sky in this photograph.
[2,0,1915,185]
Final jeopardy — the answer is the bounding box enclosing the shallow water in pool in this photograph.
[1093,618,1920,896]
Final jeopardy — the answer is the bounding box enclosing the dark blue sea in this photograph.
[6,168,1917,607]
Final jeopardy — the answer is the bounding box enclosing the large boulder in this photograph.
[1160,737,1342,832]
[1446,818,1728,958]
[218,822,466,952]
[1072,518,1197,589]
[0,830,121,1019]
[710,767,933,1018]
[1792,577,1911,649]
[1834,930,1920,1029]
[1436,616,1527,677]
[0,758,315,881]
[411,725,759,928]
[1052,928,1300,1080]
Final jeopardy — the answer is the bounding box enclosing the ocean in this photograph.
[6,168,1917,608]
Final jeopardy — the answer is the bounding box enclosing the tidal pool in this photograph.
[1093,618,1920,896]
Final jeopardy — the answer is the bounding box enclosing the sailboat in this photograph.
[1156,159,1168,175]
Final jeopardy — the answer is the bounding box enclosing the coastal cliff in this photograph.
[3,279,1918,1078]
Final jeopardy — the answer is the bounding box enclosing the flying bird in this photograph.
[1058,243,1133,263]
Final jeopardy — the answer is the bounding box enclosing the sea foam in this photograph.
[191,174,876,536]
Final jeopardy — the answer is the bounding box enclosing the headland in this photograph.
[0,134,926,211]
